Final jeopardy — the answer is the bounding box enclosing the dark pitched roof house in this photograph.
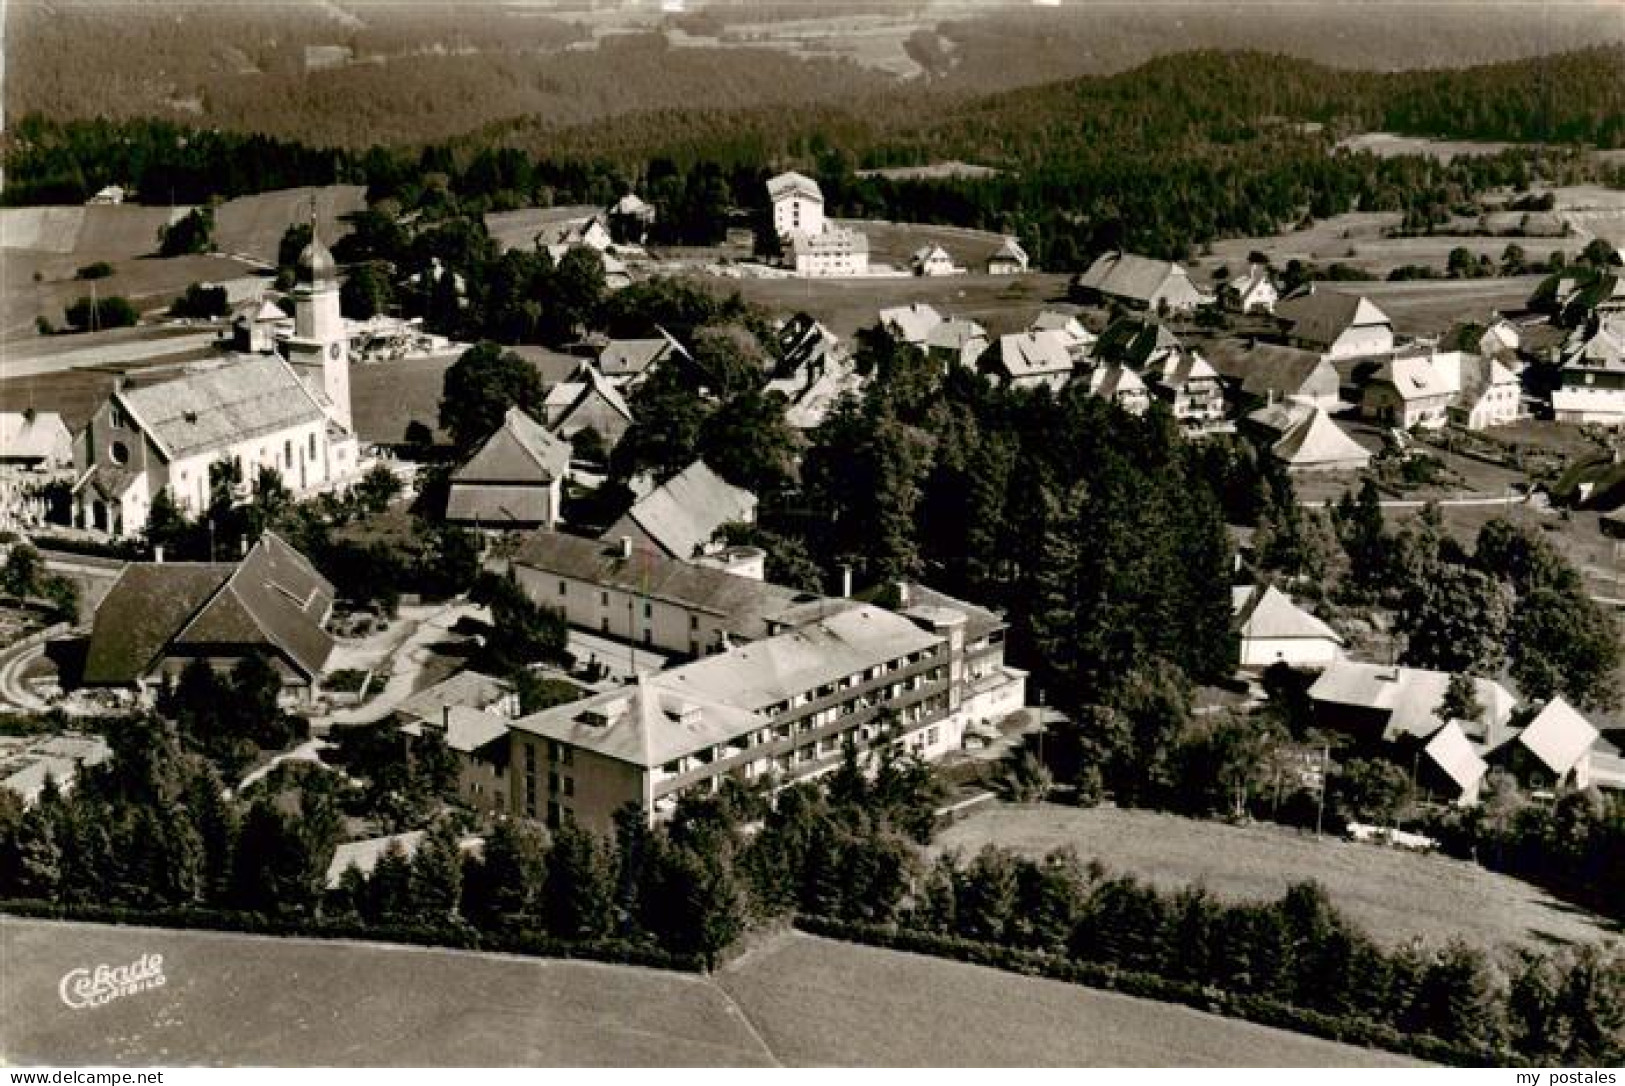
[83,532,334,694]
[602,460,758,560]
[1206,340,1343,408]
[447,407,572,528]
[1074,253,1204,312]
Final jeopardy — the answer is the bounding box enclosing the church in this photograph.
[72,222,362,536]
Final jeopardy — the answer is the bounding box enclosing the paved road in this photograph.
[0,639,50,712]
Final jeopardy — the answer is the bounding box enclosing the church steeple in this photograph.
[285,198,351,431]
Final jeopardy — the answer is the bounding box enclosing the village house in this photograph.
[82,532,335,704]
[1308,660,1517,749]
[1270,407,1373,474]
[0,411,73,469]
[603,459,758,561]
[607,193,656,245]
[879,303,945,347]
[1074,252,1206,314]
[1359,352,1458,430]
[86,185,126,205]
[508,529,842,658]
[986,236,1029,276]
[1206,341,1343,412]
[1226,264,1279,314]
[1419,722,1490,805]
[544,364,635,448]
[1143,350,1227,428]
[396,671,520,816]
[912,244,958,277]
[1028,311,1096,361]
[595,331,690,388]
[924,318,991,372]
[1434,351,1522,430]
[1274,288,1395,359]
[1488,697,1600,793]
[1552,314,1625,426]
[768,314,862,431]
[1085,364,1151,415]
[1231,583,1344,669]
[508,599,1021,833]
[445,407,572,531]
[980,331,1075,391]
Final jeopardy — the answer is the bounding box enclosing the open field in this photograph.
[836,218,1016,273]
[1335,133,1521,162]
[0,918,1419,1067]
[1348,276,1546,338]
[210,185,366,264]
[1,252,256,341]
[349,352,461,447]
[484,206,601,253]
[934,805,1618,953]
[695,269,1071,342]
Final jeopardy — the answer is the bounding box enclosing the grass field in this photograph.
[1,919,1419,1067]
[694,269,1072,343]
[349,352,463,447]
[934,805,1617,953]
[834,218,1016,272]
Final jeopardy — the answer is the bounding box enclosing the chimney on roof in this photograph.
[619,536,633,560]
[896,581,911,609]
[841,564,852,599]
[153,545,164,564]
[443,705,451,732]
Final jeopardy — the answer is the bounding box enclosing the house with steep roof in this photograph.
[924,318,990,371]
[1435,351,1521,430]
[879,303,944,346]
[1144,350,1226,427]
[596,331,690,388]
[1360,352,1457,429]
[1491,697,1600,792]
[1552,314,1625,426]
[1231,584,1344,669]
[1206,341,1342,412]
[396,670,520,815]
[912,244,958,277]
[981,331,1075,391]
[1271,408,1372,474]
[1028,311,1095,361]
[1086,364,1151,415]
[545,364,634,447]
[1095,316,1184,371]
[1226,264,1279,314]
[82,533,335,703]
[1275,288,1394,359]
[603,460,758,561]
[1074,252,1206,314]
[1308,660,1516,748]
[0,411,72,469]
[1420,722,1490,805]
[446,407,572,530]
[987,236,1029,276]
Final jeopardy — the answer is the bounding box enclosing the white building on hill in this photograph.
[768,171,869,278]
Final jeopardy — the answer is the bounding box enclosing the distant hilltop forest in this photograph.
[5,0,1625,147]
[6,46,1624,265]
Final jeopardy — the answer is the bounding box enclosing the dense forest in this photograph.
[8,47,1623,265]
[7,0,1623,146]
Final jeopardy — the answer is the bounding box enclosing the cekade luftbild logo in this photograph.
[58,953,167,1009]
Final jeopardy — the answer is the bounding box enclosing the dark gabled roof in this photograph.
[83,533,334,685]
[1095,316,1183,368]
[83,563,235,684]
[602,460,757,560]
[1205,340,1339,402]
[1275,288,1390,348]
[1076,252,1191,304]
[451,407,570,486]
[513,530,816,637]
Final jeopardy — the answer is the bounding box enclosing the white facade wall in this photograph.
[1325,325,1396,360]
[513,563,735,658]
[1239,635,1342,670]
[774,192,824,238]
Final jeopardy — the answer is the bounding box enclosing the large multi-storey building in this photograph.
[508,603,975,833]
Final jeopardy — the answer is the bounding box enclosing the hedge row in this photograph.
[0,899,706,973]
[793,915,1512,1068]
